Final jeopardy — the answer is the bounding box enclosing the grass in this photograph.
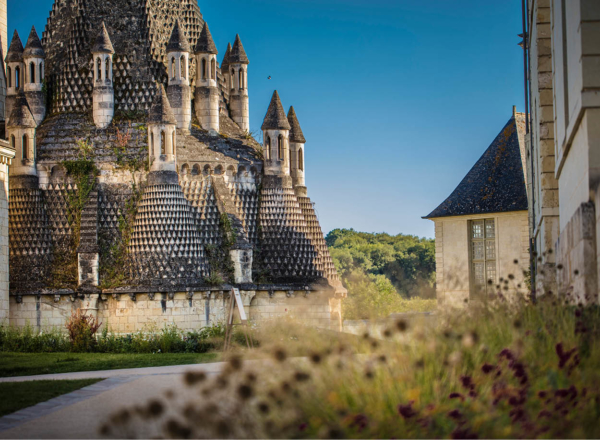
[0,352,220,378]
[0,379,103,417]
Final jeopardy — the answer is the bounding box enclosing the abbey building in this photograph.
[0,0,345,331]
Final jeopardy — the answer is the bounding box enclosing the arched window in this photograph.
[278,135,283,160]
[298,149,304,171]
[10,135,15,149]
[96,57,101,81]
[150,132,154,153]
[160,131,166,155]
[172,131,176,154]
[15,66,20,89]
[22,134,28,159]
[29,62,35,84]
[265,136,271,160]
[105,58,110,82]
[170,57,175,78]
[39,62,44,82]
[201,58,206,80]
[239,69,243,89]
[211,58,216,79]
[6,67,11,88]
[214,165,223,175]
[231,69,235,87]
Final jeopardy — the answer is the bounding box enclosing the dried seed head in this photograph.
[237,384,254,400]
[147,399,164,417]
[273,347,287,362]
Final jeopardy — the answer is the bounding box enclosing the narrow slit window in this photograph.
[105,58,110,82]
[202,58,207,80]
[96,58,101,81]
[10,135,15,149]
[172,131,176,154]
[211,58,215,79]
[171,57,176,78]
[278,135,283,160]
[15,66,20,89]
[30,62,35,83]
[150,132,154,154]
[180,56,185,79]
[470,219,496,300]
[7,67,11,88]
[265,136,271,160]
[160,131,166,155]
[39,62,44,82]
[22,134,28,159]
[239,69,243,89]
[298,149,304,171]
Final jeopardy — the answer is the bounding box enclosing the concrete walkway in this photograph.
[0,362,227,439]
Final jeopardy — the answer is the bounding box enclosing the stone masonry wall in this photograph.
[0,161,8,321]
[8,290,341,332]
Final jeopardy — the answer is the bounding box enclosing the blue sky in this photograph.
[9,0,525,239]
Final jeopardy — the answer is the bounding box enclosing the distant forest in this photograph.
[326,229,436,318]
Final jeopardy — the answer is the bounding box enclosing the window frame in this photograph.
[468,218,497,301]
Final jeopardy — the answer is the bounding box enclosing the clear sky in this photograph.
[9,0,525,239]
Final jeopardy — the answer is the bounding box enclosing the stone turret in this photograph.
[288,106,307,194]
[262,90,291,178]
[7,90,37,178]
[166,20,192,134]
[228,35,249,132]
[194,23,219,134]
[5,30,24,125]
[91,22,114,129]
[221,42,232,92]
[22,27,46,125]
[148,84,177,173]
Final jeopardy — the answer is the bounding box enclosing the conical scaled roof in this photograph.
[195,23,217,54]
[91,22,114,54]
[148,84,177,125]
[287,106,306,143]
[262,91,291,130]
[23,26,45,59]
[221,42,232,70]
[167,20,190,53]
[8,90,37,128]
[229,34,249,64]
[6,30,24,62]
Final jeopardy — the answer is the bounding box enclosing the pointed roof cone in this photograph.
[167,20,190,53]
[262,91,291,131]
[6,30,24,62]
[8,90,37,128]
[23,26,45,59]
[92,22,115,54]
[287,106,306,143]
[195,23,217,54]
[148,84,177,125]
[229,34,249,64]
[221,42,232,69]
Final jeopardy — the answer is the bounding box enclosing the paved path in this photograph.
[0,362,227,439]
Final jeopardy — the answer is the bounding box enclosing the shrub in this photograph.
[0,324,70,352]
[65,310,102,353]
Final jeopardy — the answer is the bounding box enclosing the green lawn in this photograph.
[0,379,103,417]
[0,352,220,378]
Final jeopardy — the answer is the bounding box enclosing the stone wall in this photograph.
[0,159,8,321]
[7,289,342,332]
[0,0,6,61]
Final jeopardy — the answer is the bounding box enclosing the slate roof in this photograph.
[229,34,249,64]
[8,90,37,128]
[195,23,217,54]
[287,106,306,143]
[423,114,528,219]
[167,20,190,53]
[23,27,45,59]
[148,84,177,125]
[91,22,114,54]
[6,30,23,62]
[262,91,291,131]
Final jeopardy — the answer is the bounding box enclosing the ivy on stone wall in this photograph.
[204,213,236,286]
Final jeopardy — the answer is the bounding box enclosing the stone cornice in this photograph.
[0,139,16,165]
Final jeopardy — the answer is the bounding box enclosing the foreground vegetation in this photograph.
[103,295,600,439]
[0,352,219,378]
[326,229,436,319]
[0,379,102,417]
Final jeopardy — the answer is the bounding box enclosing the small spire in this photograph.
[229,34,249,64]
[221,42,232,69]
[23,26,45,59]
[195,23,217,54]
[262,91,291,131]
[6,30,24,62]
[287,106,306,143]
[167,20,190,53]
[148,84,177,125]
[8,90,36,128]
[92,22,115,54]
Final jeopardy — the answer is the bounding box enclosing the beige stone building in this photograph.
[424,111,530,306]
[525,0,600,302]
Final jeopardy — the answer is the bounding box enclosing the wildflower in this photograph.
[538,390,547,399]
[147,399,164,416]
[294,371,310,382]
[449,392,465,401]
[273,347,287,362]
[498,348,514,361]
[468,390,478,398]
[350,414,368,432]
[447,409,462,420]
[460,376,474,390]
[258,402,270,414]
[538,410,552,419]
[184,371,206,385]
[398,401,417,419]
[451,427,478,439]
[396,319,408,332]
[237,384,254,400]
[481,363,495,374]
[298,423,308,431]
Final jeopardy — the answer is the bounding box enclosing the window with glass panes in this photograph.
[470,219,496,292]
